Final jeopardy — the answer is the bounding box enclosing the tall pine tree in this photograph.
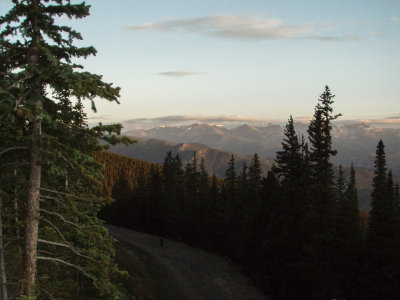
[1,1,128,298]
[307,86,342,299]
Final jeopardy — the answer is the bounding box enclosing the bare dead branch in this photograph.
[0,147,28,157]
[40,188,97,203]
[40,209,82,229]
[38,239,99,262]
[39,195,67,208]
[41,288,55,300]
[40,217,69,241]
[0,162,30,169]
[61,155,75,169]
[37,256,95,281]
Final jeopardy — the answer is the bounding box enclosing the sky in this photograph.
[1,0,399,125]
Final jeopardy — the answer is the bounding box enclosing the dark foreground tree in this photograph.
[307,86,342,298]
[269,116,312,299]
[1,1,130,298]
[363,140,400,299]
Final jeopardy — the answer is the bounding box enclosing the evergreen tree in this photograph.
[223,155,237,203]
[196,157,211,247]
[237,162,248,204]
[147,164,163,235]
[248,154,262,201]
[335,164,362,299]
[267,116,313,299]
[273,116,303,182]
[198,157,209,203]
[184,152,199,203]
[395,183,400,207]
[162,152,184,238]
[306,86,342,299]
[1,1,128,297]
[364,140,400,299]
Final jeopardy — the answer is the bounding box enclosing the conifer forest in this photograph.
[1,1,400,300]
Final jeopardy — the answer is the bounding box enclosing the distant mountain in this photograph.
[124,122,400,174]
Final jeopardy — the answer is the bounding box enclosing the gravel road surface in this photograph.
[108,225,268,300]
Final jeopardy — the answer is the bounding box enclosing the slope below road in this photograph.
[108,225,268,300]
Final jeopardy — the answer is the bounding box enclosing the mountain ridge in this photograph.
[124,122,400,174]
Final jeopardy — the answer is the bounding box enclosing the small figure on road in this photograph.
[160,237,164,248]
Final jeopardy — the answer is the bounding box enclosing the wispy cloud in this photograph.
[158,70,204,77]
[88,115,114,120]
[127,15,358,41]
[385,115,400,120]
[360,118,400,125]
[369,31,386,37]
[391,17,399,23]
[126,115,270,123]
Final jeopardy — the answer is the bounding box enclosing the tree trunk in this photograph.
[19,0,42,296]
[20,145,41,297]
[14,168,20,238]
[0,195,8,300]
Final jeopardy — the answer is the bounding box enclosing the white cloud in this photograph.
[157,70,204,77]
[127,15,357,41]
[391,17,399,23]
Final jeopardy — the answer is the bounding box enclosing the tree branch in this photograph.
[40,195,67,208]
[40,188,97,203]
[38,239,99,262]
[37,256,95,281]
[14,88,32,109]
[40,217,69,243]
[40,209,82,229]
[41,288,55,300]
[0,147,28,157]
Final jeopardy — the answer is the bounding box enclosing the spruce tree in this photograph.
[248,153,262,201]
[364,140,400,299]
[306,86,342,298]
[274,116,303,182]
[335,164,362,299]
[268,116,313,299]
[224,154,237,202]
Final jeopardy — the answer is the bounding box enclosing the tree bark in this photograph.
[0,195,8,300]
[20,145,41,297]
[19,0,42,296]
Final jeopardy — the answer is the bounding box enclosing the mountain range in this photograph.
[123,122,400,174]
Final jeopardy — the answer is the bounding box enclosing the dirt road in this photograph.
[108,225,268,300]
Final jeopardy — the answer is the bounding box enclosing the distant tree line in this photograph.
[100,86,400,300]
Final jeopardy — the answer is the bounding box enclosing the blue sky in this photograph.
[1,0,399,124]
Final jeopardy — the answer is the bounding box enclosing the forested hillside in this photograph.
[108,137,273,178]
[108,136,389,210]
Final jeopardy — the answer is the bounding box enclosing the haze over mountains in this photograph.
[122,121,400,174]
[108,120,399,210]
